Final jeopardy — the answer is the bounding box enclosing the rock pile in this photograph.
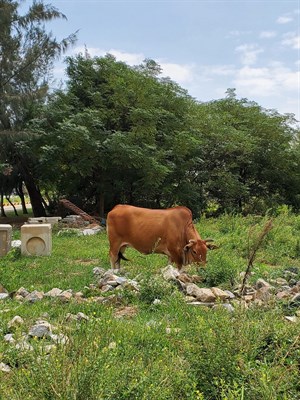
[161,265,300,318]
[93,267,140,293]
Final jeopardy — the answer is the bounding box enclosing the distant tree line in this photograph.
[1,1,299,218]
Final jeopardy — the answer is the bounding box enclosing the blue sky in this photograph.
[40,0,299,123]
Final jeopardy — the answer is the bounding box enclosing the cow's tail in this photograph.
[118,251,130,262]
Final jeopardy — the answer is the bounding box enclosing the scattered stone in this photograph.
[153,299,161,305]
[4,334,15,343]
[0,293,9,300]
[161,265,180,281]
[76,312,89,321]
[28,321,52,338]
[177,273,193,283]
[7,316,24,329]
[25,290,44,303]
[0,363,11,372]
[101,284,114,293]
[49,333,69,345]
[108,341,117,349]
[255,287,273,302]
[211,287,229,301]
[45,288,63,297]
[274,278,288,286]
[58,290,73,302]
[11,240,21,248]
[284,316,298,323]
[185,284,216,302]
[82,227,103,236]
[290,293,300,305]
[93,267,106,277]
[255,278,273,290]
[15,339,33,352]
[276,291,290,300]
[15,287,30,298]
[224,290,235,299]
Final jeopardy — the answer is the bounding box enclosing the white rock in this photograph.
[4,333,15,343]
[211,287,230,301]
[15,287,30,297]
[0,363,11,372]
[44,288,63,297]
[11,240,21,248]
[0,293,9,300]
[76,312,89,321]
[185,284,216,302]
[8,315,24,329]
[50,333,69,345]
[161,265,180,281]
[28,321,52,338]
[25,290,44,303]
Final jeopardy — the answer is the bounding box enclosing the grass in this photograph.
[0,212,300,399]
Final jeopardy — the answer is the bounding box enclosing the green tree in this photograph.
[32,54,202,215]
[0,0,76,216]
[195,90,300,213]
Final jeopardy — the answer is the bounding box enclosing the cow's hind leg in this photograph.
[109,246,121,272]
[109,245,129,272]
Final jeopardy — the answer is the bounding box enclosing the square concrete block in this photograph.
[21,224,52,256]
[0,225,12,256]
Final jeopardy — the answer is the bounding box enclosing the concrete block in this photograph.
[21,224,52,256]
[0,225,12,256]
[27,217,46,224]
[45,217,62,226]
[27,217,61,226]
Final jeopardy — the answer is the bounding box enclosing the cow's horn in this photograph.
[204,238,214,243]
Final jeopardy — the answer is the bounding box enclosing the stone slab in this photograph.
[21,224,52,256]
[0,225,12,256]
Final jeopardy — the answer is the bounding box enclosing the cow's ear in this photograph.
[184,239,195,252]
[206,243,219,250]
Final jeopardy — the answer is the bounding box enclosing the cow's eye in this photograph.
[192,250,197,255]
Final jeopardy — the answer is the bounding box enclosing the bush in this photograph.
[203,252,240,287]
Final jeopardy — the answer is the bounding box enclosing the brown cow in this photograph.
[107,204,214,270]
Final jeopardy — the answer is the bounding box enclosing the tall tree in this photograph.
[31,54,201,215]
[0,0,76,216]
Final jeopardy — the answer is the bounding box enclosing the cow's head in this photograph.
[183,239,216,266]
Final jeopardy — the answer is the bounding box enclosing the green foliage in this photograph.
[203,252,240,287]
[138,273,175,304]
[24,54,300,215]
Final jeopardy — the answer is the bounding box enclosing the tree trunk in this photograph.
[16,181,28,214]
[5,196,18,216]
[0,192,7,217]
[21,168,46,217]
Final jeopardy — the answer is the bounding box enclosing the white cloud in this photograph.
[259,31,276,39]
[232,65,299,97]
[277,15,293,24]
[235,44,264,65]
[159,62,195,84]
[281,33,300,49]
[71,46,145,65]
